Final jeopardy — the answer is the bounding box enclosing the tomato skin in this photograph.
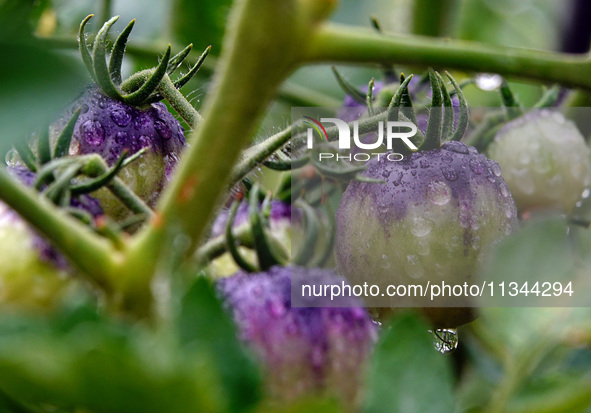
[488,110,591,214]
[0,167,101,311]
[334,141,518,328]
[50,86,187,221]
[218,266,377,406]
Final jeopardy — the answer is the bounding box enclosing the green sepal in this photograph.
[367,77,375,117]
[92,16,124,100]
[34,158,79,189]
[310,203,336,268]
[420,69,443,151]
[293,201,320,266]
[43,163,81,205]
[108,18,136,85]
[173,45,212,90]
[13,140,37,172]
[264,154,310,171]
[71,150,129,194]
[248,187,285,270]
[534,85,561,108]
[122,45,171,106]
[387,74,415,124]
[435,72,453,140]
[78,15,97,83]
[332,65,366,104]
[446,71,469,142]
[54,107,82,159]
[167,43,194,75]
[499,79,523,120]
[36,127,52,165]
[370,15,383,32]
[225,200,258,273]
[398,73,416,124]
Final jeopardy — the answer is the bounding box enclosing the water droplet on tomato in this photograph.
[80,120,105,146]
[431,328,458,354]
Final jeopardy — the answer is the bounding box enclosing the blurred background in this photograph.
[3,1,591,412]
[30,0,591,131]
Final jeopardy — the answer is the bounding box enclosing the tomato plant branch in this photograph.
[0,168,118,290]
[117,0,335,304]
[305,24,591,90]
[230,125,292,184]
[157,74,203,128]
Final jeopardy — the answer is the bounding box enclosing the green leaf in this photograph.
[177,277,262,412]
[362,312,454,413]
[0,303,227,413]
[172,0,233,55]
[477,218,580,307]
[0,42,85,157]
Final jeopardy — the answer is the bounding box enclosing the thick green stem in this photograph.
[116,0,333,303]
[411,0,455,37]
[305,24,591,90]
[157,74,202,128]
[0,168,118,289]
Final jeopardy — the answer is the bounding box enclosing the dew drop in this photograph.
[505,204,514,218]
[115,131,129,145]
[488,160,502,177]
[471,235,480,250]
[68,139,80,155]
[469,158,485,175]
[154,119,172,140]
[469,216,480,230]
[441,166,459,181]
[417,238,430,255]
[583,188,590,199]
[427,180,451,205]
[499,183,509,198]
[392,171,404,186]
[81,104,89,113]
[405,255,424,279]
[80,120,105,146]
[410,217,433,237]
[442,141,469,154]
[441,155,453,163]
[110,108,132,127]
[431,329,458,354]
[474,73,502,91]
[420,159,430,169]
[134,112,151,130]
[4,149,17,166]
[380,254,391,269]
[139,135,152,148]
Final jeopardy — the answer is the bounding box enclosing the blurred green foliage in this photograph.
[0,278,260,413]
